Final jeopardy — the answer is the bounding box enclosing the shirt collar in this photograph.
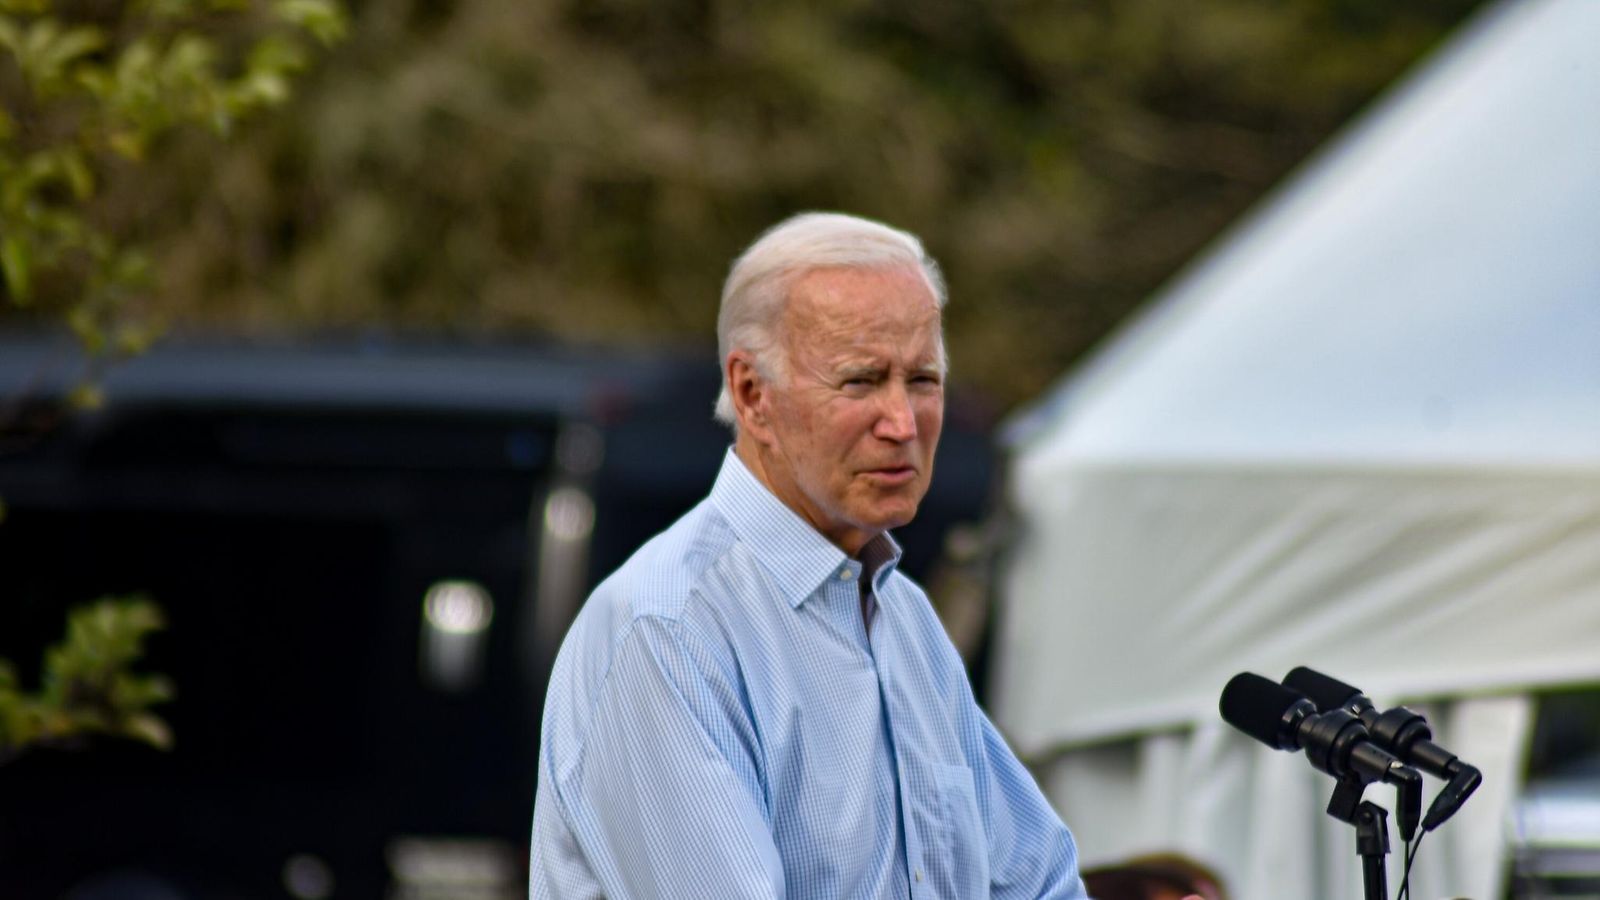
[709,448,903,608]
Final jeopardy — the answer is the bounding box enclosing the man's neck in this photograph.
[732,435,874,558]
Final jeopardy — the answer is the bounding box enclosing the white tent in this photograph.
[993,0,1600,897]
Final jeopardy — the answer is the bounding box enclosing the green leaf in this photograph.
[67,304,104,350]
[110,674,174,716]
[1,596,172,760]
[274,0,346,45]
[245,33,305,75]
[124,712,172,749]
[237,68,290,106]
[41,25,104,81]
[67,383,104,411]
[109,247,151,285]
[1,233,30,303]
[114,321,163,355]
[59,147,93,199]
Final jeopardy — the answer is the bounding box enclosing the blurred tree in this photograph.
[0,0,344,389]
[0,596,171,765]
[1,0,342,769]
[8,0,1483,408]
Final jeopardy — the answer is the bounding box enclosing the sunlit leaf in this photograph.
[274,0,346,45]
[1,233,30,303]
[124,713,173,749]
[41,25,103,82]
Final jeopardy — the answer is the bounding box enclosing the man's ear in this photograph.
[727,352,775,445]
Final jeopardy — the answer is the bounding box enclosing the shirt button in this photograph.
[839,569,855,581]
[915,869,923,882]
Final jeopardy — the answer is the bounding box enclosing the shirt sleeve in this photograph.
[546,614,785,899]
[979,708,1090,900]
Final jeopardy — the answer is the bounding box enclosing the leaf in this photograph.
[58,147,93,199]
[114,321,164,355]
[124,713,172,749]
[17,18,77,87]
[238,68,290,106]
[41,25,104,81]
[244,34,305,76]
[274,0,346,45]
[67,305,104,351]
[108,247,151,285]
[67,382,104,409]
[119,673,174,706]
[1,233,30,303]
[164,33,215,77]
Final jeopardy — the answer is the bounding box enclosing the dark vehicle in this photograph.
[0,335,995,900]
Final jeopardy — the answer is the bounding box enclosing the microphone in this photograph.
[1284,666,1482,831]
[1221,673,1422,839]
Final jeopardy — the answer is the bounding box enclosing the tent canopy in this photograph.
[996,0,1600,754]
[994,4,1600,896]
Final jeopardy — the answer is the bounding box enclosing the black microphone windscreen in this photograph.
[1284,666,1363,711]
[1220,672,1304,748]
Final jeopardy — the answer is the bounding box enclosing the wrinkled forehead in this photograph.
[779,265,947,367]
[782,265,942,323]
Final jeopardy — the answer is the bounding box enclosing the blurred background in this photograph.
[2,0,1597,898]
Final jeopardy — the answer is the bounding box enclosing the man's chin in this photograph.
[861,503,920,534]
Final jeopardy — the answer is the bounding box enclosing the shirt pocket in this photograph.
[925,762,990,898]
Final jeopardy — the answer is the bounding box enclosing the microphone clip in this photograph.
[1326,765,1422,843]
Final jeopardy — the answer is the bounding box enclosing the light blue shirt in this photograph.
[530,450,1086,899]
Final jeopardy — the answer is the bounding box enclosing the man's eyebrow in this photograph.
[836,363,885,379]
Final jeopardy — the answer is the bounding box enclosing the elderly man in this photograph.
[530,213,1089,898]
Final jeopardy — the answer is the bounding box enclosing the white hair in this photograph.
[713,211,948,428]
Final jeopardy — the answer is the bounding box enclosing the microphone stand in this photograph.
[1327,776,1390,900]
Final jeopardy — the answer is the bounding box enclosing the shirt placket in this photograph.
[826,562,922,898]
[866,584,936,899]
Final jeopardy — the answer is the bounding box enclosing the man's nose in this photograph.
[874,382,917,442]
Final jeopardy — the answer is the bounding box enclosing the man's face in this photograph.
[757,264,945,555]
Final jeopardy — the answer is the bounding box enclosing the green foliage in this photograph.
[0,596,172,765]
[0,0,344,364]
[127,0,1479,408]
[0,0,1481,407]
